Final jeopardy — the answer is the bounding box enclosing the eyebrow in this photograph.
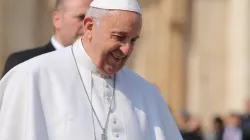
[111,31,140,39]
[75,13,85,17]
[111,31,127,36]
[133,36,140,40]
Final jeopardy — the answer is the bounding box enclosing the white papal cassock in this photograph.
[0,39,183,140]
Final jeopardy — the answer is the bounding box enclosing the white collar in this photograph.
[72,38,113,78]
[51,36,70,50]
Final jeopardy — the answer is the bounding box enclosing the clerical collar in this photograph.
[51,36,70,50]
[72,38,113,78]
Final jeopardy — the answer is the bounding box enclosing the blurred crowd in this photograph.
[175,99,250,140]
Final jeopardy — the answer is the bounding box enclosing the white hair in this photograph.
[85,7,120,25]
[85,7,109,18]
[85,7,109,25]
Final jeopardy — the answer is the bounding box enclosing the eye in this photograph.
[77,14,85,21]
[131,38,138,45]
[111,35,125,42]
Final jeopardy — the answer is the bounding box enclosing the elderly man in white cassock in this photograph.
[0,0,183,140]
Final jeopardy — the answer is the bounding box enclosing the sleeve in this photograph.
[159,98,183,140]
[151,88,183,140]
[0,66,49,140]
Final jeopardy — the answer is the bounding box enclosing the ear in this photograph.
[83,17,94,40]
[52,11,62,30]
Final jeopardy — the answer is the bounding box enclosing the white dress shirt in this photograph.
[51,36,71,50]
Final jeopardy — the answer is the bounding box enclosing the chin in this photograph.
[103,65,120,75]
[104,68,117,75]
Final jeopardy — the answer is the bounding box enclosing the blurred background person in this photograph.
[240,99,250,140]
[204,116,225,140]
[1,0,91,77]
[223,113,242,140]
[214,117,225,140]
[177,110,203,140]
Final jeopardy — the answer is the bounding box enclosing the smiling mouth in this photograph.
[110,53,124,61]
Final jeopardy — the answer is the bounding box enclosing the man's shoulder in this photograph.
[1,43,55,77]
[9,47,72,75]
[120,67,150,84]
[120,67,159,93]
[1,47,74,85]
[8,43,54,61]
[120,68,170,117]
[25,47,71,67]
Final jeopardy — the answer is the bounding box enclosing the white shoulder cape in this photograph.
[0,46,182,140]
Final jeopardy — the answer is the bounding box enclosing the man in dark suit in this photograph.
[241,99,250,140]
[2,0,91,77]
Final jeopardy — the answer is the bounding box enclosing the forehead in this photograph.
[63,0,91,14]
[100,11,142,33]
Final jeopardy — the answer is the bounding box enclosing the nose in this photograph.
[120,43,133,56]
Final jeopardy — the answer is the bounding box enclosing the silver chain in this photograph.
[71,45,116,140]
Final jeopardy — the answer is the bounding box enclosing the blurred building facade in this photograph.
[0,0,250,131]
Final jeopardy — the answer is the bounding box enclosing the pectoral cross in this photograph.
[101,133,108,140]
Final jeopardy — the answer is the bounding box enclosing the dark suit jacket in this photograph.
[2,42,55,77]
[241,115,250,140]
[181,131,203,140]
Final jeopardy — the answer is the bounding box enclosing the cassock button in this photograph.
[113,119,117,124]
[106,84,110,89]
[106,96,112,102]
[114,133,120,138]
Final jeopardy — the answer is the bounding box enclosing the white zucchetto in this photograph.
[90,0,141,14]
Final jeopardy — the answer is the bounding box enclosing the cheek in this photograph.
[67,19,82,30]
[128,47,134,55]
[98,47,113,65]
[72,22,83,31]
[93,43,110,60]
